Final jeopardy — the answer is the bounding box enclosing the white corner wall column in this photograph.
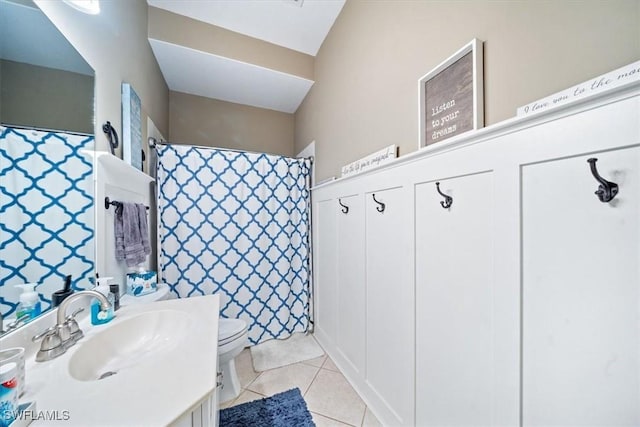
[312,84,640,427]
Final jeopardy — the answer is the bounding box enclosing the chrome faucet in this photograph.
[57,290,110,327]
[32,290,111,362]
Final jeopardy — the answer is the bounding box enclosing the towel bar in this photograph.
[104,197,149,211]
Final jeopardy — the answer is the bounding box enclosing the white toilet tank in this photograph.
[120,283,175,306]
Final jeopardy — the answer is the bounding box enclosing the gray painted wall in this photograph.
[35,0,169,154]
[1,60,94,134]
[295,0,640,180]
[170,91,295,157]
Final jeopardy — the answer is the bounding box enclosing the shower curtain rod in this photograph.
[148,137,313,163]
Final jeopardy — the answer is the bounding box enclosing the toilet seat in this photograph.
[219,318,248,347]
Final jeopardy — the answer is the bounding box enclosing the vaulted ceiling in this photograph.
[0,0,93,75]
[147,0,346,113]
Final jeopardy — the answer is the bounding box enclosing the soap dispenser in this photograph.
[91,277,115,325]
[15,283,42,322]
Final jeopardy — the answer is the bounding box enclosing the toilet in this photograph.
[120,283,249,403]
[217,317,248,402]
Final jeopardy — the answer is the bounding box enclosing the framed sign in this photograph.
[122,82,142,170]
[341,144,398,177]
[419,39,484,148]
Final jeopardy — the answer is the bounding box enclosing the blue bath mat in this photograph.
[220,388,315,427]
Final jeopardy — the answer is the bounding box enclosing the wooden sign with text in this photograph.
[419,39,484,148]
[341,144,398,178]
[517,60,640,117]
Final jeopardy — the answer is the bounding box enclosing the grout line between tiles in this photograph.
[239,346,374,425]
[310,411,357,427]
[303,363,323,397]
[320,364,336,373]
[226,388,267,409]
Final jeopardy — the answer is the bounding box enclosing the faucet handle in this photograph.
[32,326,66,362]
[32,326,57,342]
[32,326,64,352]
[64,311,84,342]
[57,322,73,348]
[67,307,85,320]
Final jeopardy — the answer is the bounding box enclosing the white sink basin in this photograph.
[68,309,192,381]
[15,295,219,426]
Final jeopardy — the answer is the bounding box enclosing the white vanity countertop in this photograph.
[21,295,219,426]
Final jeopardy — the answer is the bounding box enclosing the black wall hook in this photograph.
[102,121,119,155]
[587,158,618,203]
[436,182,453,209]
[372,194,385,212]
[338,199,349,214]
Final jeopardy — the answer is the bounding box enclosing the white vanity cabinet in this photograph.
[171,391,218,427]
[312,83,640,427]
[8,296,222,427]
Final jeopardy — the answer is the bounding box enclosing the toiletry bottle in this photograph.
[0,362,18,427]
[109,284,120,311]
[91,277,115,325]
[14,284,42,322]
[52,274,74,307]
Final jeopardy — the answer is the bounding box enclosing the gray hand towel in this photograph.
[137,203,151,257]
[114,202,151,267]
[114,205,125,261]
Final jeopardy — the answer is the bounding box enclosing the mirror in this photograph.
[0,0,96,335]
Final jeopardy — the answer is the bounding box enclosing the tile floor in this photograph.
[220,341,382,427]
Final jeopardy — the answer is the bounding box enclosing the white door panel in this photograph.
[337,194,366,374]
[365,187,414,426]
[415,172,495,426]
[314,199,339,342]
[522,146,640,426]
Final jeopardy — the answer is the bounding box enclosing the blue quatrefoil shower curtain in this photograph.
[0,125,94,318]
[156,144,312,345]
